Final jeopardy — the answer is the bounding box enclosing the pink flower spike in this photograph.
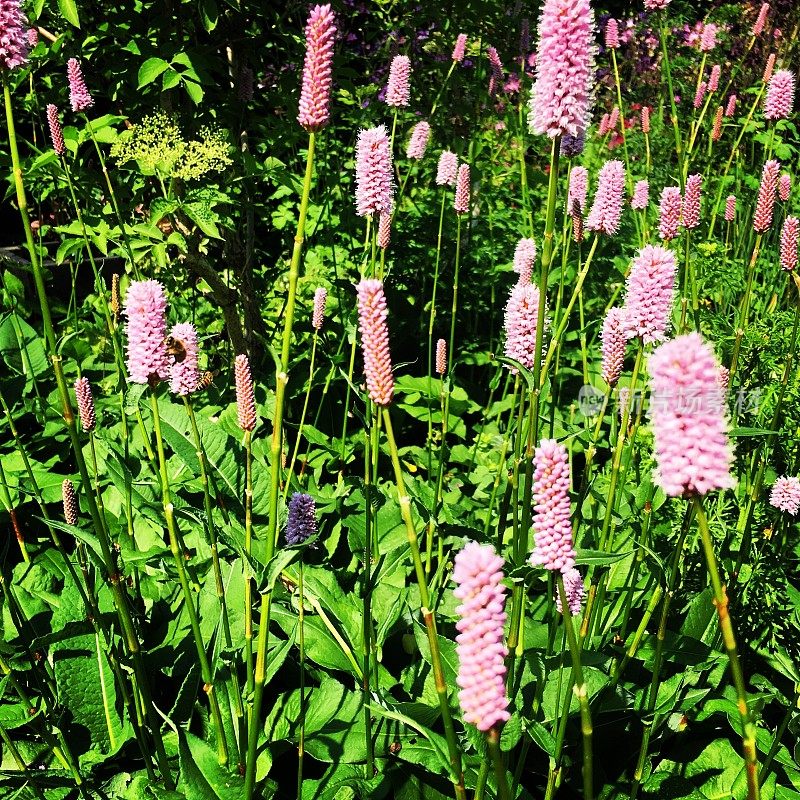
[452,541,510,732]
[555,567,585,615]
[586,160,626,236]
[598,113,610,137]
[717,365,730,394]
[26,26,37,48]
[312,287,327,330]
[641,106,650,133]
[530,439,576,572]
[763,53,776,83]
[487,46,504,97]
[725,94,737,117]
[513,238,537,285]
[764,70,795,120]
[621,245,677,344]
[753,159,780,233]
[0,0,30,70]
[74,377,96,432]
[724,195,736,222]
[356,279,394,407]
[169,322,200,397]
[601,307,626,386]
[504,282,542,372]
[648,333,734,497]
[753,3,769,37]
[644,0,671,9]
[780,216,799,272]
[778,174,791,202]
[631,179,649,211]
[235,354,256,432]
[708,64,721,93]
[406,120,430,160]
[529,0,595,139]
[452,33,467,62]
[770,476,800,515]
[454,163,470,214]
[46,104,65,156]
[605,18,619,49]
[124,280,170,385]
[693,80,707,110]
[682,174,702,230]
[436,150,458,186]
[377,211,391,250]
[435,338,447,375]
[608,105,620,131]
[700,23,717,52]
[658,186,682,241]
[355,126,394,217]
[297,4,336,132]
[711,106,723,141]
[568,166,589,215]
[67,58,93,112]
[62,479,78,525]
[385,55,411,107]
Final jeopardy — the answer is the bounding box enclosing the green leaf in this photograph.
[177,730,244,800]
[138,57,170,88]
[575,548,633,567]
[56,0,80,27]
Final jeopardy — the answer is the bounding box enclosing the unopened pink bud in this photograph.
[658,186,682,241]
[356,279,394,406]
[682,174,702,230]
[753,159,780,233]
[753,3,769,37]
[725,94,737,116]
[62,479,78,525]
[724,194,736,222]
[763,53,776,83]
[454,164,470,214]
[693,80,707,110]
[601,307,626,386]
[780,216,799,271]
[641,106,651,133]
[568,166,589,216]
[235,354,256,431]
[778,173,791,202]
[46,104,65,156]
[297,4,336,132]
[435,338,447,375]
[486,46,504,97]
[708,64,721,93]
[377,211,391,249]
[452,33,467,62]
[711,106,723,141]
[74,377,96,432]
[608,105,620,131]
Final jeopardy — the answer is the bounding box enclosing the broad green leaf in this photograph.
[56,0,79,26]
[177,730,244,800]
[138,57,169,88]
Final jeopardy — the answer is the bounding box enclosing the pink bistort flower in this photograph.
[124,280,170,385]
[693,80,707,110]
[74,377,96,432]
[708,64,721,93]
[452,541,510,732]
[605,18,619,49]
[356,279,394,406]
[770,476,800,515]
[62,479,78,525]
[169,322,200,396]
[658,186,682,241]
[452,33,467,62]
[436,150,458,186]
[725,94,737,116]
[586,160,625,236]
[700,23,717,52]
[631,179,649,210]
[725,194,736,222]
[385,55,411,107]
[763,53,776,83]
[67,58,93,112]
[504,282,542,371]
[711,106,723,141]
[513,238,537,285]
[764,70,795,120]
[235,354,256,432]
[641,106,651,133]
[778,173,791,202]
[312,287,327,331]
[297,4,336,132]
[529,0,595,139]
[486,46,504,97]
[454,163,470,214]
[648,333,735,497]
[621,245,677,344]
[753,159,780,233]
[355,126,394,217]
[46,104,65,156]
[530,439,576,572]
[601,307,626,386]
[555,567,585,615]
[682,174,702,230]
[568,166,589,215]
[0,0,30,70]
[377,211,391,249]
[406,120,430,160]
[435,338,447,375]
[780,216,799,271]
[753,3,769,37]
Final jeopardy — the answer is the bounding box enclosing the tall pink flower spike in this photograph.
[235,354,257,431]
[631,180,649,210]
[555,567,585,615]
[529,0,595,139]
[452,541,510,732]
[46,104,66,156]
[436,151,458,186]
[778,174,791,202]
[648,333,734,497]
[605,18,619,49]
[682,174,702,230]
[356,279,394,407]
[724,195,736,222]
[513,238,537,285]
[658,186,682,241]
[452,33,467,62]
[169,322,200,397]
[435,338,447,375]
[621,245,677,344]
[753,159,780,233]
[725,94,737,116]
[67,58,93,112]
[586,160,625,236]
[504,283,542,371]
[297,4,336,132]
[530,439,576,572]
[124,280,171,385]
[601,307,626,386]
[312,287,327,331]
[454,164,470,214]
[385,55,411,107]
[700,23,717,52]
[708,64,721,93]
[752,3,769,37]
[568,166,589,216]
[764,70,795,120]
[355,126,394,217]
[74,377,96,432]
[770,477,800,515]
[406,121,431,160]
[641,106,650,133]
[780,216,799,272]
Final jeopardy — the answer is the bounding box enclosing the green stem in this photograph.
[487,728,511,800]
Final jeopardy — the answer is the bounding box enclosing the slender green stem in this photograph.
[448,212,464,370]
[297,561,307,796]
[487,728,511,800]
[150,392,228,765]
[284,333,318,496]
[658,20,684,188]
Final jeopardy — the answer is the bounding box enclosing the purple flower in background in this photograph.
[285,492,318,545]
[0,0,30,71]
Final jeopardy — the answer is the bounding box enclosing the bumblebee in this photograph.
[195,370,219,391]
[165,336,187,364]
